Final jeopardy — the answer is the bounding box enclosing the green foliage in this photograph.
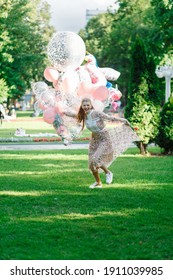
[146,57,163,105]
[126,78,160,144]
[79,13,114,65]
[128,36,148,97]
[0,0,54,101]
[0,79,9,102]
[156,97,173,153]
[150,0,173,60]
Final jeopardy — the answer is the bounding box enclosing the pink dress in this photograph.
[85,110,139,172]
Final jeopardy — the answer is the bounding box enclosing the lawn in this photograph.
[0,110,90,140]
[0,111,57,138]
[0,147,173,260]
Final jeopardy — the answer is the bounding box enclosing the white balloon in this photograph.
[47,31,86,72]
[99,67,121,81]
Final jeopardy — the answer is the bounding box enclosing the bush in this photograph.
[125,77,160,154]
[129,98,160,145]
[156,97,173,154]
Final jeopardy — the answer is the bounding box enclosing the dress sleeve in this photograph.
[96,110,126,123]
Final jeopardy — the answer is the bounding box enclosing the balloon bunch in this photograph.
[32,31,122,143]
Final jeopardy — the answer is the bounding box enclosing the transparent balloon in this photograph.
[34,101,43,116]
[47,31,86,72]
[32,81,49,99]
[40,90,56,107]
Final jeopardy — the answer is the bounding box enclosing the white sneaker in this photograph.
[106,171,113,184]
[89,182,102,189]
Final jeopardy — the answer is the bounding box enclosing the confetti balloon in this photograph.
[47,31,86,72]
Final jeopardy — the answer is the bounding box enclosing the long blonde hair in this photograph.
[77,98,94,130]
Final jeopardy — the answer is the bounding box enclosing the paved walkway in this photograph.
[0,142,139,151]
[0,143,89,150]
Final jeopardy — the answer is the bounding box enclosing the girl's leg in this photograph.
[100,164,109,174]
[100,165,113,184]
[92,169,101,184]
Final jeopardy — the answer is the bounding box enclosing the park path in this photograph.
[0,143,89,151]
[0,142,138,151]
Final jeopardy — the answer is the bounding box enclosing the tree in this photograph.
[125,36,148,116]
[0,0,54,105]
[125,37,160,154]
[150,0,173,61]
[156,97,173,154]
[79,12,114,65]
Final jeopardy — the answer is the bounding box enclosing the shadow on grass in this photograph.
[0,150,173,260]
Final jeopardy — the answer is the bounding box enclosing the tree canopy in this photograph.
[79,0,173,105]
[0,0,54,103]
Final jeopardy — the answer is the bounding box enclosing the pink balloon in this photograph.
[112,101,119,111]
[77,81,95,97]
[38,101,48,110]
[43,108,56,124]
[55,125,68,136]
[109,88,122,101]
[54,101,64,115]
[44,67,59,82]
[92,86,109,101]
[61,71,79,93]
[53,80,60,90]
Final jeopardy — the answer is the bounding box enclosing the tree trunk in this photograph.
[137,141,147,155]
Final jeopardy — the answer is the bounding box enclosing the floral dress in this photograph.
[85,110,139,172]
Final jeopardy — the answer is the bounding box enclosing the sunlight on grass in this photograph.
[121,154,147,157]
[109,182,173,190]
[0,190,93,197]
[0,153,88,161]
[121,154,165,158]
[0,171,47,176]
[15,207,149,222]
[0,168,86,176]
[0,190,51,196]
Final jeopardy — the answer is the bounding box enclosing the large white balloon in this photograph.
[47,31,86,72]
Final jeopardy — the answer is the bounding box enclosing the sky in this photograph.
[46,0,117,33]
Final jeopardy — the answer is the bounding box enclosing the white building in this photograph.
[86,9,106,24]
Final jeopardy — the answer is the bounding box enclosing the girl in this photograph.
[66,97,139,188]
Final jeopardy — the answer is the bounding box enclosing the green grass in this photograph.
[0,147,173,260]
[0,114,55,138]
[16,110,35,118]
[0,111,90,140]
